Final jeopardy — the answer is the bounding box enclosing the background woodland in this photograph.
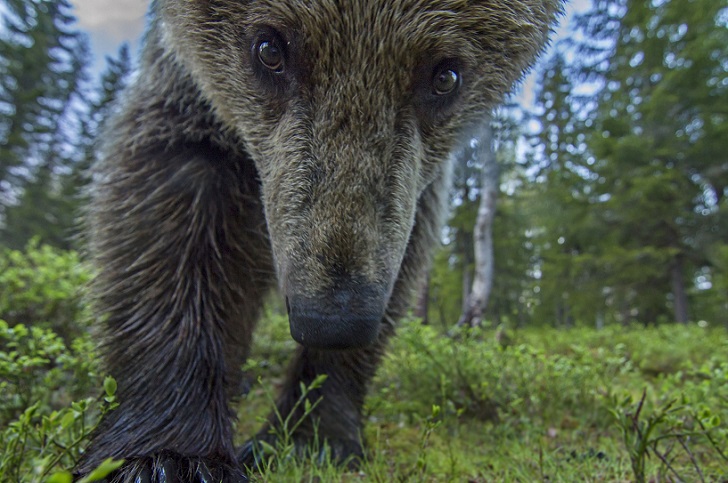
[0,0,726,481]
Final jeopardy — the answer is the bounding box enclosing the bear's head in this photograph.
[156,0,561,349]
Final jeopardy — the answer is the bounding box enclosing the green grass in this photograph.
[237,316,728,481]
[2,310,727,481]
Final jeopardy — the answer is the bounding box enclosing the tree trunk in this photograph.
[461,261,472,314]
[670,256,689,324]
[458,118,497,328]
[460,184,474,315]
[414,270,430,324]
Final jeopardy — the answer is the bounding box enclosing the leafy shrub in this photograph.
[0,375,120,483]
[0,320,116,481]
[521,324,728,377]
[0,240,91,340]
[0,321,99,426]
[371,320,628,429]
[0,242,112,480]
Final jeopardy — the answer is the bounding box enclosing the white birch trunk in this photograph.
[458,119,498,328]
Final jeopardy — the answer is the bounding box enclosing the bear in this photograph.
[76,0,562,481]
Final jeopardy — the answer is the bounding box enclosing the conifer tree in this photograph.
[0,0,90,248]
[530,0,727,325]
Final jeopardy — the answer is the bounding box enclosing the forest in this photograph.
[0,0,726,481]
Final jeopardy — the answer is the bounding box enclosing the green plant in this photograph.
[244,373,329,474]
[0,376,121,482]
[0,321,99,426]
[521,325,728,378]
[372,320,623,429]
[0,240,91,341]
[411,404,443,481]
[611,387,727,483]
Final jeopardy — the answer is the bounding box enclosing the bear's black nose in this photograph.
[287,283,385,350]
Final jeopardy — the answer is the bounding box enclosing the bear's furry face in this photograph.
[156,0,559,349]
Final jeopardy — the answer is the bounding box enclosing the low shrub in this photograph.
[0,240,91,341]
[370,320,629,429]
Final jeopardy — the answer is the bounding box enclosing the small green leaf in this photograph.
[60,410,76,429]
[46,471,73,483]
[78,458,125,482]
[311,374,328,389]
[103,376,117,397]
[259,440,277,455]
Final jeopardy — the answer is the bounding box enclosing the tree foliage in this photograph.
[0,0,725,328]
[0,2,132,250]
[472,0,728,328]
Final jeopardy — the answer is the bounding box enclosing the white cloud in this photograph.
[71,0,148,73]
[73,0,147,49]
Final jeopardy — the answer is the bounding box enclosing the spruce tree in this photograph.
[0,0,90,248]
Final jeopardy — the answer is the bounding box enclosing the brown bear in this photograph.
[77,1,562,481]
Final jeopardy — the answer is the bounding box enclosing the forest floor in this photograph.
[237,314,728,482]
[2,309,726,482]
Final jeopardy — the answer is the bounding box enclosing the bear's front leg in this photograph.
[76,146,273,482]
[238,338,389,470]
[240,172,446,470]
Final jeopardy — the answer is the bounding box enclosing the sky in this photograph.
[72,0,147,73]
[71,0,591,103]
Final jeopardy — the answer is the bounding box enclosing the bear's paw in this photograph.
[94,451,247,483]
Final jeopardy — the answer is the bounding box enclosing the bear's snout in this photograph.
[286,282,386,350]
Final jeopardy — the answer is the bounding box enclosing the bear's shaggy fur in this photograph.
[77,1,561,480]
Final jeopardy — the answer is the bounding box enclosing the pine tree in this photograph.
[0,0,91,248]
[68,42,134,206]
[525,51,608,327]
[584,0,727,323]
[532,0,728,325]
[78,43,133,170]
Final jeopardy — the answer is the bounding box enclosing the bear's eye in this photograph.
[432,66,460,95]
[250,27,293,93]
[412,58,463,122]
[256,39,285,72]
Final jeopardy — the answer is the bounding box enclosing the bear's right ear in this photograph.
[462,0,565,72]
[466,0,565,34]
[467,0,565,14]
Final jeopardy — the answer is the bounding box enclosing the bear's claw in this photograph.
[93,452,247,483]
